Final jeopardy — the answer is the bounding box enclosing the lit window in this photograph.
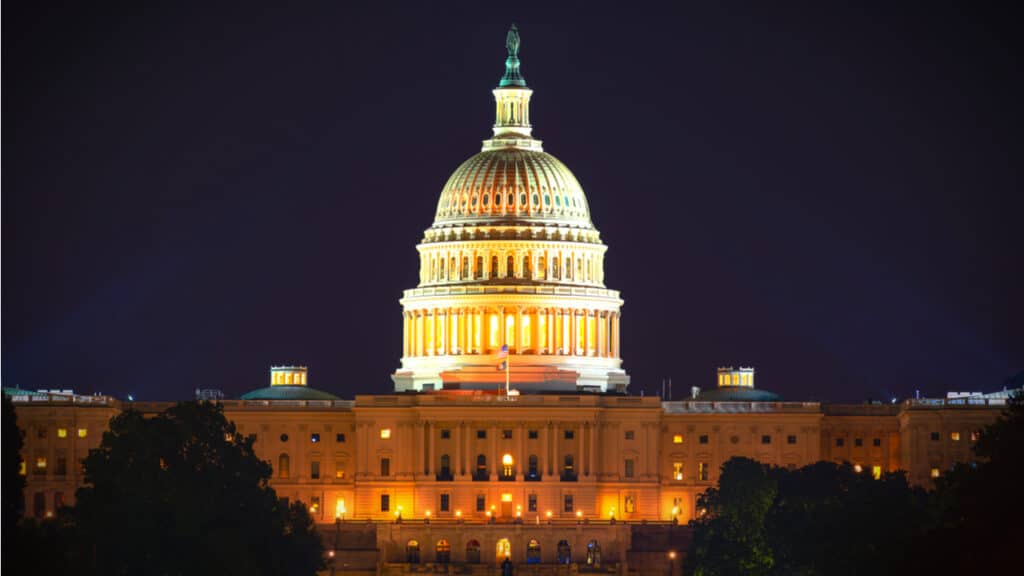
[501,493,513,503]
[278,454,290,479]
[380,428,391,439]
[57,428,68,438]
[673,462,683,480]
[19,462,26,476]
[310,433,320,443]
[35,457,47,474]
[930,468,940,479]
[335,462,345,479]
[673,434,683,444]
[310,496,320,514]
[970,431,980,442]
[698,462,709,481]
[336,498,347,518]
[872,466,882,480]
[77,428,88,438]
[950,432,960,441]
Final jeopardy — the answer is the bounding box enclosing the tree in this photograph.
[3,395,26,532]
[71,401,323,576]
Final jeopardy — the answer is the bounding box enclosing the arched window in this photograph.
[495,192,502,206]
[476,454,488,479]
[553,256,560,279]
[462,257,469,279]
[587,540,602,566]
[567,257,573,280]
[278,453,290,479]
[436,539,451,564]
[491,256,499,279]
[406,539,420,563]
[502,454,514,479]
[440,258,446,280]
[528,454,539,479]
[496,538,512,563]
[532,193,539,206]
[557,540,571,564]
[520,192,527,205]
[507,192,514,206]
[506,255,515,278]
[538,256,546,279]
[466,540,481,564]
[483,193,490,207]
[440,454,451,477]
[475,256,484,279]
[450,257,456,279]
[527,539,541,564]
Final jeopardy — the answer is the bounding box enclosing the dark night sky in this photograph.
[4,1,1021,402]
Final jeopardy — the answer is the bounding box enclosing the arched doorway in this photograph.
[586,540,602,567]
[557,540,571,564]
[496,538,511,563]
[466,540,481,564]
[436,539,451,564]
[406,539,420,563]
[527,539,541,564]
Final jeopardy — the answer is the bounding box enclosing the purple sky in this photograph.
[4,1,1021,402]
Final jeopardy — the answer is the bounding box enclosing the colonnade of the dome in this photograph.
[401,306,621,360]
[418,243,606,287]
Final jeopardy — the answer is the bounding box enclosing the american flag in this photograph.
[496,344,508,370]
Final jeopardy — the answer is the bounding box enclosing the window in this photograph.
[476,494,486,512]
[311,461,320,480]
[557,540,571,564]
[699,434,709,444]
[440,454,451,476]
[436,539,451,564]
[502,429,513,439]
[930,467,940,479]
[55,456,67,476]
[54,491,64,510]
[77,428,88,438]
[625,430,635,440]
[528,539,542,564]
[528,454,539,478]
[440,493,450,512]
[477,429,487,439]
[380,458,391,477]
[405,539,419,563]
[335,462,346,479]
[698,462,709,481]
[476,454,487,479]
[564,430,574,440]
[336,433,346,443]
[501,454,514,478]
[971,431,980,442]
[854,438,863,447]
[836,438,845,447]
[787,435,797,445]
[37,428,47,439]
[34,456,47,475]
[872,466,882,480]
[873,438,881,447]
[310,496,320,515]
[563,455,575,475]
[673,434,683,444]
[761,435,771,445]
[380,428,392,439]
[19,462,25,476]
[564,494,574,512]
[280,433,289,442]
[528,429,538,439]
[930,432,940,441]
[278,454,290,479]
[673,462,683,481]
[310,433,320,443]
[466,540,481,563]
[33,493,45,519]
[440,429,451,439]
[57,428,68,438]
[528,493,537,512]
[506,255,514,278]
[625,459,635,478]
[950,432,961,441]
[380,494,390,512]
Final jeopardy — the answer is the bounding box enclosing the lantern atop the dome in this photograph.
[499,24,526,88]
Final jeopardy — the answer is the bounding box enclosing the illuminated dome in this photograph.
[392,25,629,394]
[433,149,594,230]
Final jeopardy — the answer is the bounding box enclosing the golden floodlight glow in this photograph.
[336,499,346,518]
[872,466,882,480]
[455,510,462,518]
[380,428,391,439]
[546,510,552,518]
[673,434,683,444]
[576,510,583,518]
[502,454,513,466]
[501,493,513,502]
[425,510,431,517]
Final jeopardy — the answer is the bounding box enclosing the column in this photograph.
[555,310,563,354]
[588,422,596,477]
[516,307,524,354]
[427,422,435,476]
[516,423,525,480]
[499,307,507,351]
[455,423,463,477]
[533,308,541,354]
[416,423,426,477]
[459,308,467,354]
[570,309,578,356]
[402,312,409,357]
[464,421,471,478]
[552,422,560,477]
[465,309,474,355]
[577,423,584,476]
[541,423,550,477]
[548,309,555,354]
[489,424,498,480]
[440,309,447,355]
[584,310,592,357]
[615,312,621,358]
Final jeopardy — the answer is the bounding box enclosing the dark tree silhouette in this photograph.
[3,395,25,532]
[70,401,324,576]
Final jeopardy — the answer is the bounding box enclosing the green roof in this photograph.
[696,386,781,402]
[239,386,340,401]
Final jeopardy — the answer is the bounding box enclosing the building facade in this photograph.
[8,26,1013,575]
